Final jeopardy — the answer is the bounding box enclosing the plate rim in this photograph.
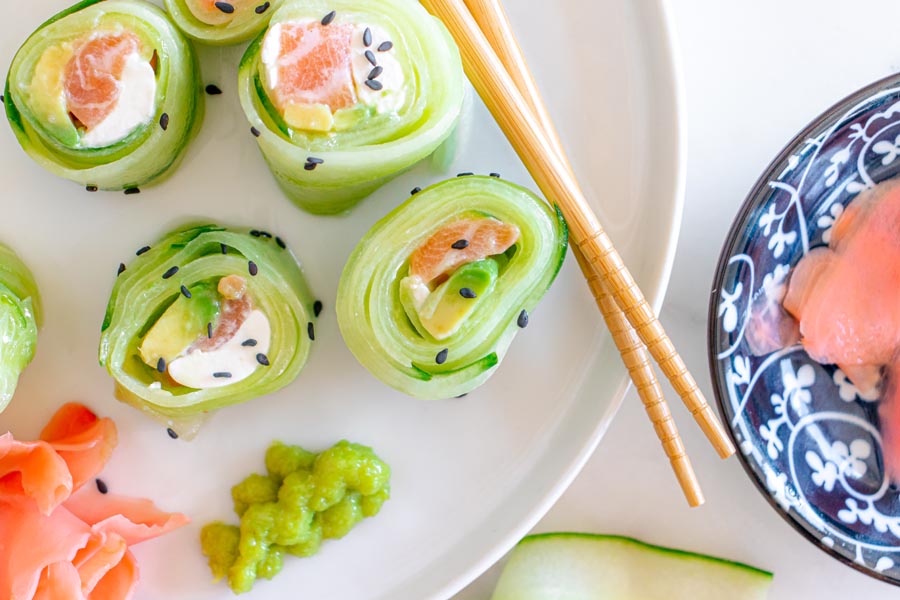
[706,68,900,589]
[433,0,688,596]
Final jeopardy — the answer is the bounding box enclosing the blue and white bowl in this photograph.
[709,72,900,586]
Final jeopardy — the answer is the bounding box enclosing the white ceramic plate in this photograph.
[0,0,684,598]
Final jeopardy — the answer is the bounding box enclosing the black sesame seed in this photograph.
[207,322,213,338]
[368,66,383,80]
[117,263,126,276]
[457,172,474,177]
[213,372,232,379]
[180,285,192,299]
[214,1,234,13]
[304,160,319,171]
[241,339,257,347]
[156,357,166,373]
[365,50,377,66]
[275,236,286,249]
[136,245,151,256]
[162,266,179,279]
[377,41,393,52]
[517,309,529,328]
[159,112,169,131]
[363,27,372,46]
[95,478,108,494]
[167,427,179,439]
[1,95,4,103]
[124,187,140,195]
[307,322,315,341]
[248,261,258,276]
[256,353,270,366]
[455,393,468,398]
[250,229,261,237]
[251,126,261,137]
[307,156,324,164]
[254,1,269,13]
[313,300,323,317]
[259,231,272,238]
[451,239,469,249]
[411,187,422,195]
[221,243,228,254]
[436,348,449,364]
[205,84,223,95]
[459,287,477,299]
[321,10,336,25]
[365,79,383,91]
[489,172,501,178]
[86,184,98,192]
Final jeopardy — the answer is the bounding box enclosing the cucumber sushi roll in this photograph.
[5,0,204,192]
[99,225,317,438]
[337,176,567,399]
[165,0,280,45]
[0,244,41,413]
[238,0,465,215]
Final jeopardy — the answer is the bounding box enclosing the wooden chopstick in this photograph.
[460,0,703,506]
[420,0,735,460]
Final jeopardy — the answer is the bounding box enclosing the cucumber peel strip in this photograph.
[491,533,773,600]
[165,0,282,45]
[98,224,317,438]
[337,176,567,399]
[0,244,42,413]
[5,0,204,191]
[237,0,465,214]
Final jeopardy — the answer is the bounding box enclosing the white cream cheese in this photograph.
[80,51,156,148]
[167,310,272,389]
[351,24,405,114]
[261,22,284,90]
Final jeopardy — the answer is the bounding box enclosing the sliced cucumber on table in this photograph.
[491,533,772,600]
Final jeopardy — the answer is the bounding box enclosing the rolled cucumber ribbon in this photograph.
[99,225,317,438]
[165,0,281,45]
[237,0,465,215]
[337,176,568,399]
[5,0,204,192]
[0,244,41,413]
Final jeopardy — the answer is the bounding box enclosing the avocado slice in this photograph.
[400,259,499,340]
[139,282,220,368]
[28,44,79,147]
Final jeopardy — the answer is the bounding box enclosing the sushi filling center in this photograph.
[400,217,520,340]
[260,18,404,133]
[139,275,272,390]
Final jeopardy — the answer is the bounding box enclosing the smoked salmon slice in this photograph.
[0,403,188,600]
[269,21,357,112]
[64,33,141,130]
[409,218,520,285]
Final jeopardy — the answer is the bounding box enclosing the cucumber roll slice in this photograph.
[0,244,41,413]
[165,0,280,45]
[99,225,317,438]
[238,0,465,215]
[491,533,773,600]
[337,176,567,399]
[5,0,204,191]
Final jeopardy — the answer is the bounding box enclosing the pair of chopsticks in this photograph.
[420,0,736,507]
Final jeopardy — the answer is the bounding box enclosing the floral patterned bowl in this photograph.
[709,72,900,586]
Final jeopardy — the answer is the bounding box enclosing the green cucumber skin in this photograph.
[492,532,773,600]
[5,0,204,191]
[337,176,568,400]
[0,244,42,414]
[519,533,773,578]
[164,0,281,45]
[237,0,466,215]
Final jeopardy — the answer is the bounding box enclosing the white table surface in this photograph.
[456,0,900,597]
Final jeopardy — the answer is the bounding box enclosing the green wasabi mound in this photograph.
[201,440,391,594]
[491,533,773,600]
[5,0,203,191]
[237,0,465,214]
[98,224,317,438]
[337,176,567,399]
[0,244,41,412]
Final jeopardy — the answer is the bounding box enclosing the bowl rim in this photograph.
[707,68,900,588]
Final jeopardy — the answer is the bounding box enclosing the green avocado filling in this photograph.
[138,281,221,369]
[200,440,391,594]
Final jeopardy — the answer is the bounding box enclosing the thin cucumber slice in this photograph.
[491,533,773,600]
